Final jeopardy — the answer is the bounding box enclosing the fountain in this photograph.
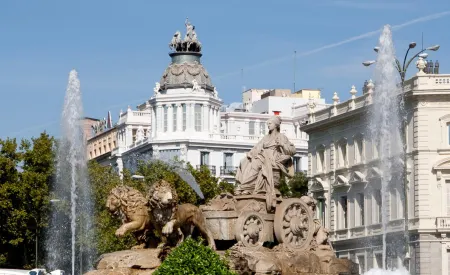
[366,25,408,273]
[45,70,95,275]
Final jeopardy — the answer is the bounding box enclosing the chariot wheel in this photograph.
[274,198,315,250]
[235,211,266,248]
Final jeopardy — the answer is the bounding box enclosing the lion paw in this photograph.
[162,221,174,235]
[115,227,127,237]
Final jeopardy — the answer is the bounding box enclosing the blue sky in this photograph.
[1,0,450,139]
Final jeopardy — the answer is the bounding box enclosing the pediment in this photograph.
[433,157,450,170]
[310,177,325,192]
[349,171,367,183]
[367,167,381,179]
[334,175,349,187]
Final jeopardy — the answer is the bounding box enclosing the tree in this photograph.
[278,171,308,198]
[0,132,55,268]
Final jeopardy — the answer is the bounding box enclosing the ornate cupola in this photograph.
[158,18,215,94]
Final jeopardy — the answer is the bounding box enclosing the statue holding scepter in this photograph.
[235,116,296,211]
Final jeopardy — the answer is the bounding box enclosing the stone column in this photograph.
[157,104,163,137]
[188,102,194,131]
[176,104,182,132]
[150,106,155,138]
[202,104,209,132]
[209,106,213,132]
[168,104,173,133]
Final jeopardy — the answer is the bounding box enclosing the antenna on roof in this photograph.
[241,68,245,92]
[293,50,297,93]
[421,32,424,50]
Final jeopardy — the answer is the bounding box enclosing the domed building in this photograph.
[87,19,323,182]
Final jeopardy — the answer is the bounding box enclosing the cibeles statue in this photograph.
[235,115,296,210]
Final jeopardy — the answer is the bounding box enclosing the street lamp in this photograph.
[131,175,145,180]
[363,42,440,83]
[363,41,440,270]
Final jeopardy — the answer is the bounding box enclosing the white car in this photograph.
[0,269,64,275]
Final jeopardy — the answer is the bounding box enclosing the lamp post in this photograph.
[131,175,145,180]
[363,42,440,270]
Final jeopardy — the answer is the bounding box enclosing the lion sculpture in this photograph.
[106,185,151,248]
[147,180,216,250]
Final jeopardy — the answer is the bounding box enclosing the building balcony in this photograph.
[196,165,216,175]
[220,166,238,176]
[436,217,450,231]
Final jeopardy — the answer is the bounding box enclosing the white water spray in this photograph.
[368,25,406,272]
[46,70,95,275]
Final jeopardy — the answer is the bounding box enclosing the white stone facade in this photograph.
[87,35,323,183]
[303,73,450,275]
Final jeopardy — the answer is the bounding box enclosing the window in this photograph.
[200,152,209,166]
[195,104,202,131]
[373,139,380,159]
[337,141,347,168]
[446,122,450,145]
[163,105,168,132]
[373,190,382,224]
[223,153,233,168]
[357,193,365,226]
[132,129,137,143]
[390,189,398,220]
[113,140,116,148]
[260,122,266,135]
[173,105,178,132]
[293,156,301,172]
[375,253,383,269]
[446,180,450,216]
[249,121,255,135]
[340,196,348,229]
[317,149,325,173]
[357,255,365,274]
[182,104,187,131]
[355,138,363,163]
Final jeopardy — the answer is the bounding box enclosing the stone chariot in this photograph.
[202,193,316,251]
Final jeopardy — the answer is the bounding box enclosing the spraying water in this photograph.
[46,70,95,275]
[124,152,204,199]
[368,25,405,271]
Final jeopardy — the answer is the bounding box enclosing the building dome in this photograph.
[159,52,214,91]
[159,18,214,92]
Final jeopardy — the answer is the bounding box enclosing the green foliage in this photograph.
[187,163,235,203]
[0,132,55,268]
[88,161,138,255]
[154,237,236,275]
[279,171,308,198]
[136,160,234,205]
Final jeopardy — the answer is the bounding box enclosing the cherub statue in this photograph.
[192,79,201,92]
[153,82,161,96]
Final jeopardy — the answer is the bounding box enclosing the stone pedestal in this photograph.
[84,249,162,275]
[226,243,359,275]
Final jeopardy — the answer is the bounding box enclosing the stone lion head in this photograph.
[147,180,178,209]
[106,185,148,215]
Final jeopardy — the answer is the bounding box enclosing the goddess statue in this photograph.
[235,116,295,210]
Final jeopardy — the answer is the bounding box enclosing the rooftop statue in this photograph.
[235,115,296,211]
[168,18,202,53]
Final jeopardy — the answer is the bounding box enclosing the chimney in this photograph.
[434,60,440,74]
[428,60,434,74]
